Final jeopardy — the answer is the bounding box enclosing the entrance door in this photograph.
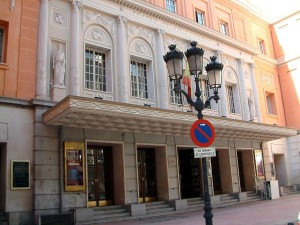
[87,146,113,207]
[138,148,157,203]
[211,151,222,194]
[179,149,202,199]
[237,150,255,192]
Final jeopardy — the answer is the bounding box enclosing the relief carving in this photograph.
[54,11,64,24]
[92,28,102,41]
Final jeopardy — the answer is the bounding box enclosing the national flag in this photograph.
[182,60,192,97]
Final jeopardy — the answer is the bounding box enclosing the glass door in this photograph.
[87,146,113,207]
[138,148,157,203]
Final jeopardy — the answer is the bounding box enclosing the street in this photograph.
[101,194,300,225]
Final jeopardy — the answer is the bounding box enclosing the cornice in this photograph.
[84,0,260,56]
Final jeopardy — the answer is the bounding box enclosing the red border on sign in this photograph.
[190,119,215,147]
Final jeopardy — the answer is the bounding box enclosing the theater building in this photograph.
[0,0,298,224]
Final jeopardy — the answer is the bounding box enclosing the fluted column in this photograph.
[156,29,169,109]
[250,63,262,122]
[117,16,129,103]
[36,0,49,99]
[69,0,80,96]
[216,51,228,117]
[237,59,250,121]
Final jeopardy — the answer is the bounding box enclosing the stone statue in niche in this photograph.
[248,91,255,121]
[52,43,65,86]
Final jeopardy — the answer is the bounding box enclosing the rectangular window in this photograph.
[84,49,106,91]
[0,27,4,63]
[131,60,148,99]
[226,85,235,113]
[200,79,210,102]
[196,11,205,25]
[166,0,176,13]
[266,93,277,115]
[258,39,265,54]
[220,21,228,35]
[170,81,183,105]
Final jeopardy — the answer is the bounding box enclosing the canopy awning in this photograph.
[42,96,297,142]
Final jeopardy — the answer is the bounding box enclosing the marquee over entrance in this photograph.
[43,96,297,141]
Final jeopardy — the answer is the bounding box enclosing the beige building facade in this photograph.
[0,0,298,224]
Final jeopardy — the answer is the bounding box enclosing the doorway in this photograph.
[138,148,157,203]
[237,150,255,192]
[274,154,287,187]
[0,144,6,211]
[179,149,203,199]
[211,151,221,194]
[87,146,114,207]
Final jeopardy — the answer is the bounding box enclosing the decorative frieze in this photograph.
[261,73,275,87]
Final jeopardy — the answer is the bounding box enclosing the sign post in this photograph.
[194,147,216,158]
[190,119,215,225]
[190,119,215,147]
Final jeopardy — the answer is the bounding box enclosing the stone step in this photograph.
[94,212,131,220]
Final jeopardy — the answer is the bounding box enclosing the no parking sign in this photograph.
[190,119,215,147]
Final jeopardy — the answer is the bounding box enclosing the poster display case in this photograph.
[64,142,85,191]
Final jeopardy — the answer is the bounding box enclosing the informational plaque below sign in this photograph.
[11,160,30,189]
[194,147,216,158]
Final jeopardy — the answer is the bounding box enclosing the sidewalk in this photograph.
[101,194,300,225]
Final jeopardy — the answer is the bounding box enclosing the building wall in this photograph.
[0,104,34,224]
[271,12,300,129]
[0,0,38,100]
[270,12,300,189]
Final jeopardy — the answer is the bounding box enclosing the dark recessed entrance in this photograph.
[179,149,203,199]
[138,148,157,203]
[87,146,113,207]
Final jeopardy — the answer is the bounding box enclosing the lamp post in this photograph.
[163,41,224,225]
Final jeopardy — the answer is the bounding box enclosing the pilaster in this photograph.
[237,59,250,121]
[156,29,169,109]
[36,0,49,99]
[117,15,129,103]
[249,63,262,122]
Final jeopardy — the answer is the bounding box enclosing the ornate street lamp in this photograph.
[164,41,224,225]
[164,41,223,120]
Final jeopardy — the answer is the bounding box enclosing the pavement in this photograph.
[101,194,300,225]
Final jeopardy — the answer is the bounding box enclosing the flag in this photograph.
[182,59,192,97]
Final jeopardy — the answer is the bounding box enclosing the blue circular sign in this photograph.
[190,119,215,147]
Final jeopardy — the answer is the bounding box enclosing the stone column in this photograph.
[249,63,262,122]
[237,59,250,121]
[117,16,129,103]
[156,29,169,109]
[36,0,49,99]
[69,0,81,96]
[216,51,228,117]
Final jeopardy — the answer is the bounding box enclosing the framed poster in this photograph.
[254,150,265,178]
[64,142,85,191]
[11,160,30,189]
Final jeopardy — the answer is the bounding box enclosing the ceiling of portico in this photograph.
[42,96,297,142]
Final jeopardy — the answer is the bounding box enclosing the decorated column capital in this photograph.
[72,0,83,10]
[156,29,165,36]
[117,15,127,24]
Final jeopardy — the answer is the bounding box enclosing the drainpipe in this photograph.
[59,126,63,213]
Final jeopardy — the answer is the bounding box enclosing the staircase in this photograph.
[246,191,263,202]
[76,205,131,225]
[186,197,204,211]
[144,201,175,216]
[280,186,300,196]
[0,212,8,225]
[216,194,239,207]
